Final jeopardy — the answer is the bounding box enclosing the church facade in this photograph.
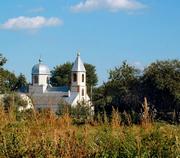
[28,53,91,112]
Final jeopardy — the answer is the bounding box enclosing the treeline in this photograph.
[93,60,180,124]
[0,53,180,123]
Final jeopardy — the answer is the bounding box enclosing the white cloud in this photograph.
[0,16,63,30]
[71,0,146,12]
[28,7,45,13]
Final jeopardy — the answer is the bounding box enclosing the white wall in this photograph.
[39,74,49,86]
[70,71,91,104]
[71,72,86,87]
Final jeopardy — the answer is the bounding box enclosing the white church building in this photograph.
[28,53,91,112]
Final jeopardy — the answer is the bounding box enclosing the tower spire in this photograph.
[72,52,86,72]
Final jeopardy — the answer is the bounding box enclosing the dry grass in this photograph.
[0,106,179,158]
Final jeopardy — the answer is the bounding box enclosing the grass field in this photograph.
[0,106,179,158]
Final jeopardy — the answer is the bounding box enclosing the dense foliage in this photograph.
[0,54,27,94]
[50,62,72,87]
[93,60,180,123]
[50,62,98,93]
[142,60,180,122]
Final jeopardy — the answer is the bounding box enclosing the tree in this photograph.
[50,62,98,93]
[0,54,27,94]
[50,62,72,87]
[106,61,142,112]
[93,61,143,121]
[142,60,180,123]
[0,54,7,67]
[1,72,28,93]
[84,63,98,93]
[92,83,113,116]
[15,73,28,92]
[1,70,18,93]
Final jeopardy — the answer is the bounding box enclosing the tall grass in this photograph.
[0,104,179,158]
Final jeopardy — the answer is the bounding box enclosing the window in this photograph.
[73,73,77,82]
[82,89,84,96]
[77,86,80,92]
[47,77,50,84]
[34,75,38,84]
[82,74,85,82]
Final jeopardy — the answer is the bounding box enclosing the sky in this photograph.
[0,0,180,85]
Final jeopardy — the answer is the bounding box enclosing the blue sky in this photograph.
[0,0,180,85]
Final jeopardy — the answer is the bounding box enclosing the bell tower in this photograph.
[71,53,87,100]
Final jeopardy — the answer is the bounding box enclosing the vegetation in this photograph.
[0,53,180,157]
[0,103,179,158]
[2,53,179,123]
[142,60,180,123]
[93,60,180,124]
[0,54,27,94]
[50,62,98,93]
[50,62,73,87]
[57,100,94,125]
[0,54,7,67]
[2,93,28,113]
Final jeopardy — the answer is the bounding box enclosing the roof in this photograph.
[31,95,65,106]
[46,86,69,92]
[64,92,79,105]
[32,59,50,75]
[72,53,86,72]
[31,92,78,106]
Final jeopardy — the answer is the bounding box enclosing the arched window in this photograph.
[82,89,84,96]
[34,75,38,84]
[73,73,77,82]
[82,74,85,82]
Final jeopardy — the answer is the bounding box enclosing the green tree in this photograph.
[93,61,142,119]
[1,70,18,93]
[0,54,27,94]
[50,62,98,93]
[0,53,7,67]
[142,60,180,123]
[107,61,142,112]
[93,83,112,116]
[50,62,72,87]
[84,63,98,93]
[15,73,28,92]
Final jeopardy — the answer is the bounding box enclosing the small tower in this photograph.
[31,59,51,87]
[71,53,87,100]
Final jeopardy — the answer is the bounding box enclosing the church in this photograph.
[28,53,91,112]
